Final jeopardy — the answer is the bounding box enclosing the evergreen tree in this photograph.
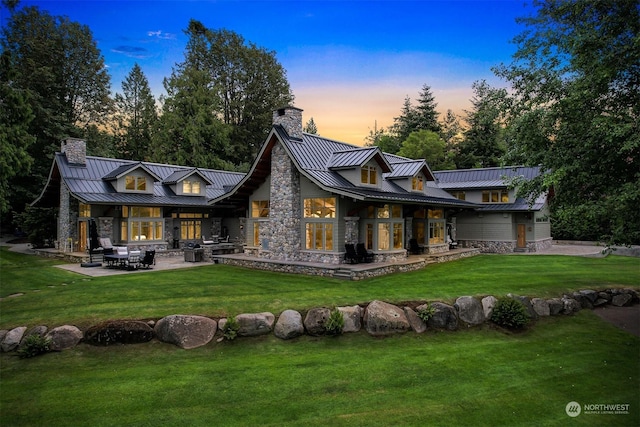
[114,64,158,160]
[414,84,441,133]
[0,4,112,212]
[303,117,318,135]
[392,96,419,143]
[455,80,507,169]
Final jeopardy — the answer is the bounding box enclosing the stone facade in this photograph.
[344,217,360,245]
[260,141,302,261]
[273,107,303,140]
[61,138,86,165]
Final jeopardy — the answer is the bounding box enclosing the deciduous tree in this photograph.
[494,0,640,244]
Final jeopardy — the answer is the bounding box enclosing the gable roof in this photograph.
[384,159,436,181]
[102,162,161,181]
[163,168,214,186]
[213,125,475,208]
[33,153,243,208]
[327,147,392,172]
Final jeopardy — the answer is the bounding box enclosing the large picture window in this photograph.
[428,208,445,245]
[362,204,403,251]
[120,205,163,242]
[251,200,270,217]
[303,197,336,251]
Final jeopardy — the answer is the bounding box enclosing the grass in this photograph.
[1,313,638,426]
[1,246,638,329]
[1,247,639,426]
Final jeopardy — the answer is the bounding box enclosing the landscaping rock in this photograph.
[611,294,632,307]
[531,298,550,317]
[404,307,427,333]
[454,296,485,326]
[46,325,83,351]
[1,326,27,352]
[579,290,598,303]
[218,318,227,331]
[481,296,498,319]
[18,325,48,349]
[426,302,458,331]
[338,305,363,333]
[572,292,593,309]
[303,308,331,336]
[593,298,609,307]
[84,320,154,346]
[547,298,564,316]
[597,292,612,302]
[154,315,217,349]
[561,297,581,315]
[274,310,304,340]
[364,300,411,336]
[508,294,538,319]
[236,312,275,337]
[0,330,8,344]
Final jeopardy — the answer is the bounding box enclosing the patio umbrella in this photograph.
[83,219,101,267]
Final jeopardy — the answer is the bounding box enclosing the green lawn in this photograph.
[1,246,638,329]
[1,247,639,426]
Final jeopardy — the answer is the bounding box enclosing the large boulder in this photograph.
[338,305,363,333]
[1,326,27,352]
[404,307,427,333]
[84,320,154,346]
[364,300,411,336]
[303,308,331,336]
[426,302,458,331]
[481,296,498,319]
[508,294,538,320]
[612,293,633,307]
[154,315,217,349]
[274,310,304,340]
[561,297,581,315]
[531,298,550,317]
[46,325,83,351]
[547,298,564,316]
[236,312,275,337]
[454,296,485,326]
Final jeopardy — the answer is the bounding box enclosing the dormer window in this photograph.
[412,175,424,191]
[183,180,201,194]
[361,165,377,185]
[125,175,146,191]
[482,190,509,203]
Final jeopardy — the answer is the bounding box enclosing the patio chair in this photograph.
[99,237,114,255]
[344,243,358,264]
[202,235,216,245]
[356,243,374,263]
[218,235,230,243]
[140,250,155,269]
[127,250,141,270]
[409,238,425,255]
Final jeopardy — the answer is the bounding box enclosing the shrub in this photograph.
[324,308,344,336]
[17,334,51,359]
[490,297,530,329]
[222,316,240,340]
[416,304,436,322]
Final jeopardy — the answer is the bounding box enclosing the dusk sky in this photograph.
[10,0,534,144]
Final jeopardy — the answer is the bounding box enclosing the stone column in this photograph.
[267,142,301,260]
[58,181,72,251]
[344,217,360,245]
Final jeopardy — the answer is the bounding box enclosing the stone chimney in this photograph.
[273,106,303,140]
[61,138,87,165]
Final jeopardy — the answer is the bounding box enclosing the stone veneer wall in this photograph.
[57,181,76,252]
[528,238,553,252]
[261,142,302,261]
[461,238,554,253]
[344,217,360,245]
[272,107,303,140]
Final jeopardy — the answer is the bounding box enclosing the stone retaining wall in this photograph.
[2,288,637,354]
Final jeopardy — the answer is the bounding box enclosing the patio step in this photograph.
[333,268,353,280]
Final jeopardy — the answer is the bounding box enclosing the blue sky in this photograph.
[11,0,533,144]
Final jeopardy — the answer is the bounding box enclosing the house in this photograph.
[434,167,552,253]
[33,138,244,253]
[33,107,551,263]
[212,106,478,264]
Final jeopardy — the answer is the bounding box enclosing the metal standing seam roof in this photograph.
[53,153,243,207]
[434,166,542,189]
[274,130,477,207]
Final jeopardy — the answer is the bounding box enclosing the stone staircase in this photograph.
[333,268,353,280]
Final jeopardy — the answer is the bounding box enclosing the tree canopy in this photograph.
[494,0,640,244]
